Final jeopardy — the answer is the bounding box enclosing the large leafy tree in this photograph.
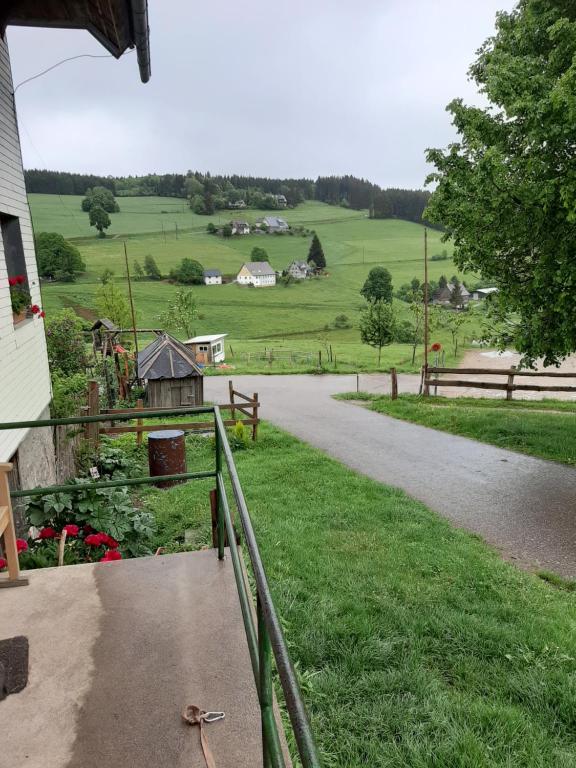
[170,258,204,284]
[89,205,111,237]
[81,186,120,213]
[95,283,131,328]
[361,267,393,303]
[159,289,199,338]
[36,232,85,281]
[426,0,576,365]
[144,255,162,280]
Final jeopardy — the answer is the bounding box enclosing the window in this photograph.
[199,345,208,352]
[1,214,26,279]
[2,214,30,325]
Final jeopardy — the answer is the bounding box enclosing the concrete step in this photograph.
[0,549,263,768]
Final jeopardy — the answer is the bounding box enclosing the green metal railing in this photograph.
[0,405,321,768]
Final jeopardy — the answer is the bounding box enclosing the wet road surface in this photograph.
[206,373,576,578]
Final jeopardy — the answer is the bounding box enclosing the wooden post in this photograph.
[87,380,100,449]
[391,368,398,400]
[423,227,430,396]
[252,392,258,441]
[136,398,144,447]
[0,463,28,587]
[506,372,515,401]
[229,380,236,421]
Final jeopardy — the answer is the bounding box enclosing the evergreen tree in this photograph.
[308,234,326,271]
[438,275,448,289]
[133,260,144,279]
[450,279,464,309]
[144,255,162,280]
[361,267,393,303]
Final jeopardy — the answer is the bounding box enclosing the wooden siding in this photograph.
[0,38,52,461]
[146,378,204,408]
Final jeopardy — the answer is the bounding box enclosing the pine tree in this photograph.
[308,234,326,272]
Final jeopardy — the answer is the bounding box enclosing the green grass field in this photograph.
[338,394,576,465]
[130,423,576,766]
[30,195,479,372]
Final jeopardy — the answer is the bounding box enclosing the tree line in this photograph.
[25,168,434,225]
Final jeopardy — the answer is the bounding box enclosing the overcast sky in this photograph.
[7,0,516,189]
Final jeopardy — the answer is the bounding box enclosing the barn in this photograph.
[137,333,204,407]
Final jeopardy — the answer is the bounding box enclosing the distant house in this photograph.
[273,194,287,207]
[287,260,312,280]
[230,220,250,235]
[203,269,222,285]
[471,287,498,300]
[261,216,289,233]
[137,333,203,407]
[228,200,246,209]
[433,281,471,307]
[184,334,227,364]
[237,261,276,287]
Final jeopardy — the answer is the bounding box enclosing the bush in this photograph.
[333,314,352,329]
[36,232,85,281]
[45,309,87,375]
[170,258,204,284]
[51,372,89,418]
[229,421,250,451]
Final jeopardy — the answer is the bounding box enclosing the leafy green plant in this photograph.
[229,421,250,451]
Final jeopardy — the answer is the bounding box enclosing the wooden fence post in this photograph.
[87,380,100,449]
[390,368,398,400]
[0,463,28,587]
[229,380,236,421]
[506,369,515,401]
[252,392,258,442]
[136,398,144,447]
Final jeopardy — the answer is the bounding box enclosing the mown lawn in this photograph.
[138,422,576,767]
[338,394,576,466]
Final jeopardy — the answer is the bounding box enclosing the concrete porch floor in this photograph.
[0,550,263,768]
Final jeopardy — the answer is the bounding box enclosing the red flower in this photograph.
[430,342,442,352]
[39,526,57,539]
[83,524,94,534]
[39,311,46,319]
[16,275,26,285]
[30,304,40,315]
[0,557,6,570]
[102,534,119,549]
[100,549,122,562]
[63,524,79,537]
[8,277,17,287]
[85,532,107,547]
[16,538,28,553]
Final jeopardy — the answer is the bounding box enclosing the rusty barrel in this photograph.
[148,430,187,488]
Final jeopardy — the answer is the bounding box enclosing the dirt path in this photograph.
[206,373,576,578]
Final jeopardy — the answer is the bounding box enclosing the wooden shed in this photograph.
[91,318,120,356]
[137,333,204,407]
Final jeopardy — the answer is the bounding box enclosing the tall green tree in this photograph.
[81,186,119,213]
[144,255,162,280]
[359,300,396,365]
[450,279,464,310]
[426,0,576,365]
[35,232,85,281]
[308,234,326,271]
[361,267,393,303]
[89,205,111,237]
[159,289,199,339]
[133,260,144,279]
[250,246,269,262]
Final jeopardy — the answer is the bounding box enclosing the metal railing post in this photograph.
[215,415,225,560]
[258,593,285,768]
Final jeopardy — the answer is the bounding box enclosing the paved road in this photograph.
[206,374,576,578]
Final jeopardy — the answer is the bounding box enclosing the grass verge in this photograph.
[141,421,576,766]
[336,393,576,466]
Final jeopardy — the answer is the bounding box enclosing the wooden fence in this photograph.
[81,380,260,447]
[425,367,576,400]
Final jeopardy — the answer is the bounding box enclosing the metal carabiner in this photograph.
[202,711,225,723]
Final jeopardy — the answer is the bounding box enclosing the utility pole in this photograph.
[175,222,179,240]
[161,220,166,244]
[423,227,429,396]
[124,241,140,383]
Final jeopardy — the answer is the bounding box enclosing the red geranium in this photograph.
[63,524,80,537]
[85,532,107,547]
[100,549,122,562]
[16,275,26,285]
[39,526,57,539]
[102,534,119,549]
[430,342,442,352]
[30,304,40,315]
[0,557,6,570]
[16,538,28,553]
[8,277,17,287]
[39,311,46,319]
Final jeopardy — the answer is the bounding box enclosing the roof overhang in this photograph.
[0,0,150,82]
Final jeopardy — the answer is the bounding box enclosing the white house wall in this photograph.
[0,38,52,462]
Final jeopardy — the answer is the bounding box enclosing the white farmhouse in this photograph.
[230,220,250,235]
[237,262,276,287]
[203,269,222,285]
[0,3,150,495]
[262,216,289,233]
[287,260,312,280]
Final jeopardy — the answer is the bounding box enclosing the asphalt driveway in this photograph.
[206,374,576,578]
